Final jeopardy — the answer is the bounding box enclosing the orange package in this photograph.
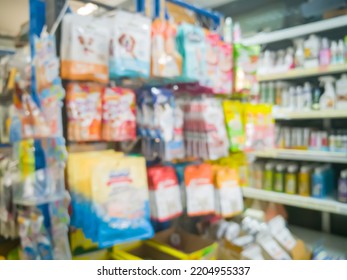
[102,87,136,142]
[66,83,102,142]
[214,167,243,218]
[184,163,215,216]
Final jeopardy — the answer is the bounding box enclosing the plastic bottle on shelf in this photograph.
[302,82,312,110]
[312,88,321,110]
[224,17,233,44]
[275,81,283,106]
[311,166,327,198]
[294,38,305,68]
[304,34,320,68]
[337,40,345,64]
[264,162,275,191]
[281,85,290,109]
[342,132,347,153]
[338,170,347,203]
[253,161,264,189]
[335,131,343,153]
[284,47,294,70]
[268,82,275,104]
[274,163,285,192]
[319,76,336,110]
[298,165,312,196]
[319,37,331,66]
[336,74,347,109]
[329,132,337,152]
[331,41,338,65]
[295,85,304,110]
[285,164,298,194]
[288,86,296,110]
[261,82,268,104]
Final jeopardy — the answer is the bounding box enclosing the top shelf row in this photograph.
[240,14,347,46]
[257,63,347,82]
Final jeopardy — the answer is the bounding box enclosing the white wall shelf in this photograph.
[240,14,347,46]
[272,109,347,120]
[242,187,347,216]
[257,64,347,82]
[249,149,347,164]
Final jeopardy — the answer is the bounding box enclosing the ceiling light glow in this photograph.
[77,3,98,16]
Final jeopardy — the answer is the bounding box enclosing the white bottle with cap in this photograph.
[336,74,347,109]
[319,76,336,109]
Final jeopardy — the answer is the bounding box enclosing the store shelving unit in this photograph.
[272,109,347,120]
[240,14,347,46]
[257,64,347,82]
[289,225,347,257]
[249,149,347,164]
[242,188,347,216]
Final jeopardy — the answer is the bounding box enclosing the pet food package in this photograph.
[66,83,102,142]
[61,14,110,83]
[234,44,260,98]
[108,11,151,78]
[151,19,182,78]
[148,165,183,222]
[102,87,136,141]
[214,167,243,218]
[205,32,220,91]
[218,42,233,94]
[91,156,153,247]
[67,150,121,234]
[177,24,207,84]
[244,104,275,151]
[184,163,215,216]
[201,98,229,160]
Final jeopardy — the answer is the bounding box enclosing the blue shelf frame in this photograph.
[136,0,223,29]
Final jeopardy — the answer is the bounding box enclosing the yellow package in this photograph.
[223,100,245,152]
[214,166,243,217]
[217,153,249,187]
[67,150,123,238]
[91,156,153,246]
[244,104,274,151]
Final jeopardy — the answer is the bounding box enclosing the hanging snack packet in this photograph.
[214,167,243,218]
[108,11,151,78]
[177,24,207,83]
[184,163,215,216]
[61,14,110,83]
[151,19,182,78]
[102,87,136,141]
[244,104,274,151]
[66,83,102,142]
[148,165,183,222]
[218,42,233,94]
[20,93,50,139]
[201,97,229,160]
[223,100,245,152]
[205,32,220,91]
[33,32,60,93]
[91,156,153,247]
[234,44,260,97]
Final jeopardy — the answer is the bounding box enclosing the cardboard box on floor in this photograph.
[219,234,311,260]
[111,241,179,260]
[145,228,218,260]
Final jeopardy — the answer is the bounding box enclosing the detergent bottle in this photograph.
[319,76,336,110]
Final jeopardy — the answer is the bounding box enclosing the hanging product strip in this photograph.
[0,6,71,259]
